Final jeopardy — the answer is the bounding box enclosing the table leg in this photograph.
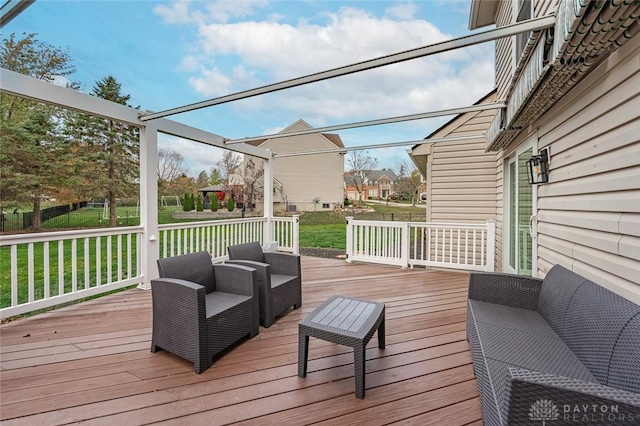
[354,342,366,399]
[378,314,386,349]
[298,333,309,377]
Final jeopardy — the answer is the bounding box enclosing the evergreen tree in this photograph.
[1,33,76,231]
[64,75,139,227]
[182,192,190,211]
[196,194,203,212]
[226,197,235,212]
[211,194,219,212]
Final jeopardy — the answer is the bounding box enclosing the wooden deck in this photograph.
[0,257,482,425]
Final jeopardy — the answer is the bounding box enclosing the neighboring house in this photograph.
[410,90,499,222]
[234,119,345,212]
[344,169,398,201]
[431,0,638,303]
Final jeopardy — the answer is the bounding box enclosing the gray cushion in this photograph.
[562,279,640,385]
[157,251,216,293]
[227,241,265,263]
[537,264,587,338]
[608,313,640,393]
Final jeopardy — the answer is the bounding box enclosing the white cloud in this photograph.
[159,134,227,177]
[158,2,494,168]
[385,2,419,20]
[155,0,269,25]
[154,0,193,24]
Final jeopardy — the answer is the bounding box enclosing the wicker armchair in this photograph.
[151,251,258,373]
[227,241,301,328]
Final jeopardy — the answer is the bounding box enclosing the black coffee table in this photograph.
[297,295,385,398]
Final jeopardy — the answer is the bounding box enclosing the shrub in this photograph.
[211,195,218,212]
[196,194,203,212]
[226,198,235,212]
[182,192,190,211]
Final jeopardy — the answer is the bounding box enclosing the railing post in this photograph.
[345,216,354,263]
[401,221,410,269]
[486,220,496,272]
[292,214,300,255]
[138,121,159,290]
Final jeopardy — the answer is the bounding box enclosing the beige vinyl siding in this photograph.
[495,1,513,99]
[259,121,344,211]
[425,103,498,224]
[496,35,640,302]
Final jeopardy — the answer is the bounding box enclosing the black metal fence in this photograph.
[1,202,90,232]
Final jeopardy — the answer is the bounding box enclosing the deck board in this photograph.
[0,257,482,425]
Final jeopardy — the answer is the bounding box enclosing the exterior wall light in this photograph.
[527,147,550,184]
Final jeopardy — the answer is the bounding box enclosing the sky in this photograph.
[3,0,495,177]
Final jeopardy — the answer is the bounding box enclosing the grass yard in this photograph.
[1,203,426,311]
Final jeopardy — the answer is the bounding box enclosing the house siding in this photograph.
[495,0,513,99]
[259,121,344,212]
[414,93,498,224]
[496,34,640,302]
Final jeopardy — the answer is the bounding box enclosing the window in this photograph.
[322,203,330,209]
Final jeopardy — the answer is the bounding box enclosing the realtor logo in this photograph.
[530,399,560,425]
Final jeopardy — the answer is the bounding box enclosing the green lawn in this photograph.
[1,204,425,310]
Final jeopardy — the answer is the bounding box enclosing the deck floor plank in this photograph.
[0,257,482,425]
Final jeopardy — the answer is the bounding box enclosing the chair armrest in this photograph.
[213,263,257,297]
[151,278,206,323]
[468,272,542,310]
[264,252,300,276]
[505,368,640,424]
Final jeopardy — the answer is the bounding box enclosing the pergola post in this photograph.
[263,152,275,247]
[138,122,159,290]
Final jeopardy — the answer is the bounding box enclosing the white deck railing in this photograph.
[0,226,144,319]
[346,218,495,272]
[158,216,299,262]
[0,216,299,319]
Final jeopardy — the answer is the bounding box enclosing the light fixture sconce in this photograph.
[527,147,550,184]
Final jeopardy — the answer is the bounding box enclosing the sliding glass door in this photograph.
[505,142,536,276]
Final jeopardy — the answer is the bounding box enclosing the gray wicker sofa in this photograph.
[467,265,640,425]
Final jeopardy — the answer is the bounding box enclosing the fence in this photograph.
[0,216,299,319]
[158,216,299,262]
[346,217,495,271]
[0,226,143,319]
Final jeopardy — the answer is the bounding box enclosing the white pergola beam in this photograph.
[225,102,506,145]
[156,120,272,159]
[139,15,554,122]
[1,68,142,126]
[0,68,272,159]
[274,134,484,158]
[0,0,35,28]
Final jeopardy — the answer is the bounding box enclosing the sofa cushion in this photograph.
[537,264,588,338]
[608,313,640,393]
[562,279,640,385]
[157,251,216,293]
[470,300,550,335]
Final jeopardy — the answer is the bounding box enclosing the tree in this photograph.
[217,150,241,197]
[1,33,76,231]
[209,167,222,185]
[196,194,203,212]
[210,193,219,212]
[394,163,424,206]
[64,75,139,227]
[226,197,235,212]
[158,147,187,197]
[346,151,377,205]
[240,158,264,211]
[196,170,209,188]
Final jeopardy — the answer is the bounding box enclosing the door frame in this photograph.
[503,135,538,276]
